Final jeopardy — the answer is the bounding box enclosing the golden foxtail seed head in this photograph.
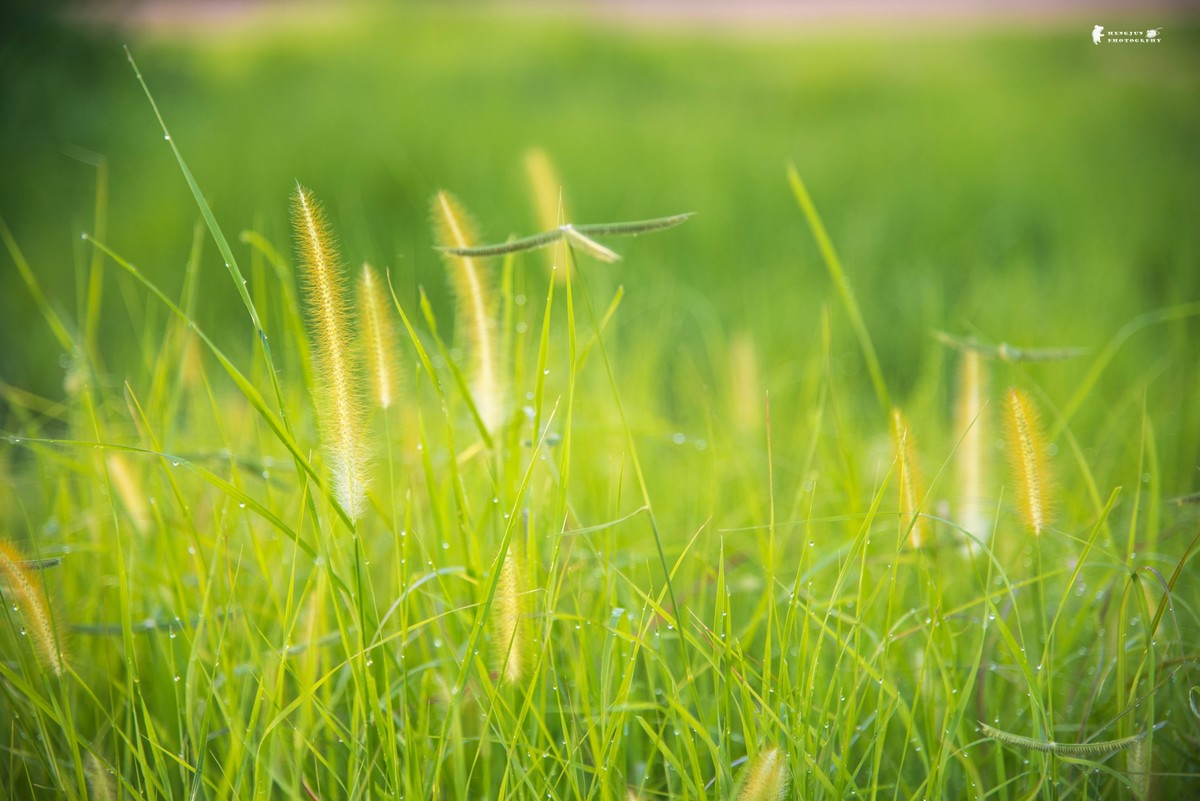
[357,263,399,410]
[432,191,504,433]
[0,542,66,677]
[493,545,526,684]
[1003,387,1055,535]
[524,147,571,282]
[738,746,789,801]
[292,184,369,519]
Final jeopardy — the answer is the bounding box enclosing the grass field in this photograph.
[2,4,1199,799]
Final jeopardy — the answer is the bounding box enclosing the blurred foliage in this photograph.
[2,4,1198,440]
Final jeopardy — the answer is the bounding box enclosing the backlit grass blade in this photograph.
[932,330,1090,362]
[437,228,563,258]
[570,212,694,237]
[787,163,889,413]
[562,226,621,263]
[435,212,693,259]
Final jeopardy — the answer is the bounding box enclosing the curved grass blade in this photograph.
[1,215,76,353]
[437,228,562,258]
[562,226,620,263]
[1053,302,1200,438]
[933,330,1090,363]
[81,235,354,529]
[435,212,693,259]
[787,163,890,413]
[979,721,1147,756]
[570,212,693,237]
[11,437,318,560]
[124,50,360,544]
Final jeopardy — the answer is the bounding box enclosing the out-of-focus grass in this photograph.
[3,5,1198,422]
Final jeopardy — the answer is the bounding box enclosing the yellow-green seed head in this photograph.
[432,190,504,433]
[1003,387,1055,535]
[738,746,789,801]
[891,407,926,548]
[292,184,369,519]
[357,263,399,410]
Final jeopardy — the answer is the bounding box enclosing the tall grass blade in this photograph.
[787,163,889,413]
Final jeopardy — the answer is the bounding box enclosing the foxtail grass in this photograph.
[492,544,526,683]
[357,263,399,410]
[730,330,762,436]
[890,408,926,548]
[1003,387,1055,534]
[0,541,65,677]
[955,350,989,554]
[433,190,505,432]
[292,183,369,519]
[738,747,789,801]
[85,753,116,801]
[104,453,151,535]
[524,146,569,281]
[1128,734,1151,799]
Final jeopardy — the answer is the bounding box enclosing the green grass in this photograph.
[2,4,1199,799]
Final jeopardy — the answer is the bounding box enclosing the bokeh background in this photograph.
[3,0,1199,439]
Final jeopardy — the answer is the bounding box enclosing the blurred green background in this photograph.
[2,1,1198,439]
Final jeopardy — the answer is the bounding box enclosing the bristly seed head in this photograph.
[956,351,991,555]
[891,408,926,548]
[432,190,504,433]
[738,746,789,801]
[357,263,399,411]
[493,544,526,684]
[292,184,369,519]
[0,541,66,677]
[1003,387,1055,535]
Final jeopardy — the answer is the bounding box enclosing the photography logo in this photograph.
[1092,25,1162,45]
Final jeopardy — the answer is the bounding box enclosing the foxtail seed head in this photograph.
[106,453,151,534]
[0,542,66,677]
[357,263,399,410]
[524,147,571,282]
[493,545,526,684]
[432,191,504,432]
[1127,733,1150,800]
[891,408,927,548]
[956,351,991,554]
[292,184,369,519]
[1003,387,1055,534]
[738,747,789,801]
[85,752,117,801]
